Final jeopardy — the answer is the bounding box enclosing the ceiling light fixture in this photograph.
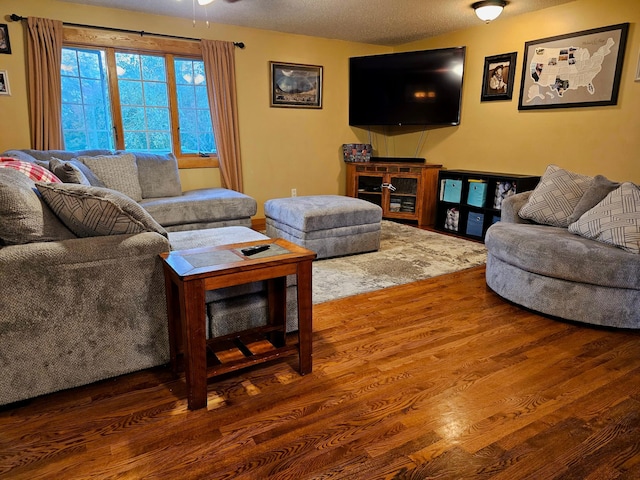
[198,0,214,5]
[472,0,506,23]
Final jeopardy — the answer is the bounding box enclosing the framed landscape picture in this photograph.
[518,23,629,110]
[270,61,323,109]
[481,52,517,101]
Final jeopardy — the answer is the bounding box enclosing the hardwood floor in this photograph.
[2,265,640,479]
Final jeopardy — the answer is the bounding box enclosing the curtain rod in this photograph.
[9,14,245,49]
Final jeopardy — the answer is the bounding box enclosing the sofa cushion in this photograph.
[566,174,621,224]
[519,165,593,227]
[0,168,75,245]
[79,153,143,202]
[49,157,91,185]
[568,182,640,254]
[485,222,640,290]
[124,152,182,198]
[0,158,61,183]
[140,188,257,227]
[36,182,168,238]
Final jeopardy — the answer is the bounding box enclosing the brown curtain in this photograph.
[201,40,244,192]
[27,17,64,150]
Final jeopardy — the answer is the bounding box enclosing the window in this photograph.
[61,43,217,167]
[60,48,114,150]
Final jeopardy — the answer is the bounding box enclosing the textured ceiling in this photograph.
[56,0,575,46]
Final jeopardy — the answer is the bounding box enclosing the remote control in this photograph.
[241,244,270,256]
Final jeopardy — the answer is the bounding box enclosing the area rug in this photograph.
[312,220,487,304]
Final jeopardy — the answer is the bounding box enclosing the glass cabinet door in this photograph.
[356,175,383,207]
[389,176,418,214]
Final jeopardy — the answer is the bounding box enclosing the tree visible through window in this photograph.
[60,47,217,157]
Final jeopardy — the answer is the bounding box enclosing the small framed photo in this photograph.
[0,70,10,95]
[0,24,11,55]
[481,52,517,101]
[636,52,640,82]
[270,61,323,109]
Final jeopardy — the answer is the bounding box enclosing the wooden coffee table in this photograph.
[160,238,316,410]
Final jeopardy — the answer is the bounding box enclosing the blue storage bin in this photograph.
[466,212,484,237]
[443,179,462,203]
[467,181,488,207]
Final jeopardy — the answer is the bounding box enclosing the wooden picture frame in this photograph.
[481,52,517,101]
[0,70,10,95]
[270,61,323,109]
[518,23,629,110]
[0,24,11,55]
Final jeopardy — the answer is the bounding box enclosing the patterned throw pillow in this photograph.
[568,182,640,254]
[0,158,62,183]
[518,165,593,227]
[79,153,143,202]
[36,182,168,239]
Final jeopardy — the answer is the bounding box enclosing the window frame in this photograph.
[63,26,218,169]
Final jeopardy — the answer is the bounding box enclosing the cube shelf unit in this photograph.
[435,169,540,241]
[346,162,442,226]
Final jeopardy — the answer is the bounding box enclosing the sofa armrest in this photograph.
[0,232,171,406]
[500,191,534,224]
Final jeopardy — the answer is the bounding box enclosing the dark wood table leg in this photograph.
[163,269,181,375]
[296,259,313,375]
[180,279,207,410]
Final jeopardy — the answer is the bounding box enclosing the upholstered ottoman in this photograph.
[264,195,382,259]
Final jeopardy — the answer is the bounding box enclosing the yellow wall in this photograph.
[0,0,385,217]
[0,0,638,221]
[386,0,640,183]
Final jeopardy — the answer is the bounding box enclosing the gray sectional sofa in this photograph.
[485,165,640,328]
[0,151,298,406]
[1,149,257,231]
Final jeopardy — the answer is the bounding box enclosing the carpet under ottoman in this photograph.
[264,195,382,259]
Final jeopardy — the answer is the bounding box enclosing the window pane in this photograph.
[174,58,216,154]
[119,80,144,106]
[116,52,171,152]
[61,47,114,150]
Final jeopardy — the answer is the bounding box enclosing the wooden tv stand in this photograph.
[346,161,442,226]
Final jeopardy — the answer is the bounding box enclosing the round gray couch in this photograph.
[485,191,640,329]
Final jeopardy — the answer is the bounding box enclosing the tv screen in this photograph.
[349,47,466,127]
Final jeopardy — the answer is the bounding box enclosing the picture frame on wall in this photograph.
[0,24,11,54]
[270,61,323,109]
[0,70,10,95]
[481,52,517,101]
[518,23,629,110]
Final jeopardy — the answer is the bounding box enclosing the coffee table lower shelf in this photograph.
[201,325,299,378]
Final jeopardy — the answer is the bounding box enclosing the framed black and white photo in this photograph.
[0,70,10,95]
[0,24,11,55]
[481,52,517,101]
[270,61,323,109]
[518,23,629,110]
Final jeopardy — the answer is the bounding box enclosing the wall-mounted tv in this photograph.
[349,47,466,127]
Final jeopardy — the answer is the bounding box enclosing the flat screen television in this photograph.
[349,47,466,127]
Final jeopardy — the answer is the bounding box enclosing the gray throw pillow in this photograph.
[79,153,143,202]
[568,182,640,254]
[36,182,168,239]
[519,164,593,227]
[129,152,182,198]
[0,168,76,245]
[49,157,92,185]
[566,174,620,224]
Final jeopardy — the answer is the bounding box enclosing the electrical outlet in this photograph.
[291,188,297,197]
